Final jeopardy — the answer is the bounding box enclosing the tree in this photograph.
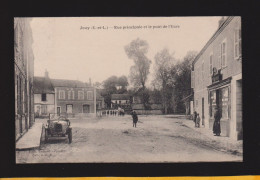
[125,38,152,109]
[125,38,151,89]
[153,48,175,114]
[117,75,128,94]
[102,76,118,108]
[170,51,197,114]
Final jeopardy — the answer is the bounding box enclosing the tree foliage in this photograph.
[125,38,151,89]
[125,38,152,109]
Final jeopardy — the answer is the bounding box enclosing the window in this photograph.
[87,91,93,100]
[221,40,227,68]
[59,90,65,99]
[68,90,74,100]
[191,71,194,88]
[234,28,242,59]
[209,54,213,75]
[41,93,47,101]
[78,91,84,100]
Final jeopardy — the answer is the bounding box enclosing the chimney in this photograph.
[44,69,49,78]
[218,16,225,28]
[89,78,92,86]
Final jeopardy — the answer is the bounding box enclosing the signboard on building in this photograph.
[212,67,222,84]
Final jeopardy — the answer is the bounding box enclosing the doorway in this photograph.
[66,104,73,114]
[83,104,90,113]
[57,107,61,116]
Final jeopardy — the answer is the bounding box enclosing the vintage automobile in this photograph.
[45,115,72,144]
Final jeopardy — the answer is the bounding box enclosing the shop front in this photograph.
[208,68,232,137]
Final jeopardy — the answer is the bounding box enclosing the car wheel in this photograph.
[68,128,72,144]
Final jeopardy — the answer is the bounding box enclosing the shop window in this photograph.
[220,87,229,119]
[209,91,217,118]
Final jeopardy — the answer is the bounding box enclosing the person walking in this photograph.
[131,110,138,128]
[196,113,201,128]
[213,107,221,136]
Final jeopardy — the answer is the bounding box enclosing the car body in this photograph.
[45,115,72,143]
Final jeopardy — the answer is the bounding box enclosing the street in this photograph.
[16,115,242,163]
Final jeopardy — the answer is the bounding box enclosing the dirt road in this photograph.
[16,115,242,163]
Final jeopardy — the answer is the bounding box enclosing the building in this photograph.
[14,18,35,141]
[111,94,131,108]
[33,71,55,117]
[52,79,96,116]
[34,72,105,117]
[131,90,163,115]
[191,16,242,140]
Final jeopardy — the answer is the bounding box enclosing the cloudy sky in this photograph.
[31,17,221,85]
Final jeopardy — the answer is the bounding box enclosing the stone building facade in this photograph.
[191,16,242,140]
[14,18,35,141]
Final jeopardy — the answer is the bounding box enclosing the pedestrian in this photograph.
[196,113,201,128]
[193,111,197,127]
[131,110,138,128]
[213,107,221,136]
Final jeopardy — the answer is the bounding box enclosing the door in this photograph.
[57,107,61,116]
[202,98,205,126]
[83,104,90,113]
[66,104,73,114]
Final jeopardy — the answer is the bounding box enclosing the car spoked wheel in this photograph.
[68,128,72,144]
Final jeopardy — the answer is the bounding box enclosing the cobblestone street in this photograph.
[16,115,242,163]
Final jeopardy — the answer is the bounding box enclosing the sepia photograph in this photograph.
[14,16,242,163]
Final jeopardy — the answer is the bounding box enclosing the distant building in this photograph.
[34,72,105,117]
[111,94,131,108]
[33,71,55,117]
[191,16,242,140]
[131,90,163,115]
[14,18,35,141]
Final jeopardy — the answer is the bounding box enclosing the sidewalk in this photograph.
[182,118,243,156]
[16,122,43,150]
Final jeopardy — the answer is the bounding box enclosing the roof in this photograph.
[34,76,55,94]
[111,94,130,100]
[192,16,234,68]
[51,79,88,88]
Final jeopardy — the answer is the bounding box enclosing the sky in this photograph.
[31,17,221,85]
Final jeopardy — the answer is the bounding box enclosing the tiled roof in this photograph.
[111,94,130,100]
[33,76,55,94]
[51,79,88,88]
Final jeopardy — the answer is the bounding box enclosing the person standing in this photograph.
[193,111,198,127]
[213,107,221,136]
[196,113,201,128]
[131,110,138,128]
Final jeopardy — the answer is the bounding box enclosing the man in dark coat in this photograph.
[213,107,221,136]
[131,110,138,128]
[193,111,198,127]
